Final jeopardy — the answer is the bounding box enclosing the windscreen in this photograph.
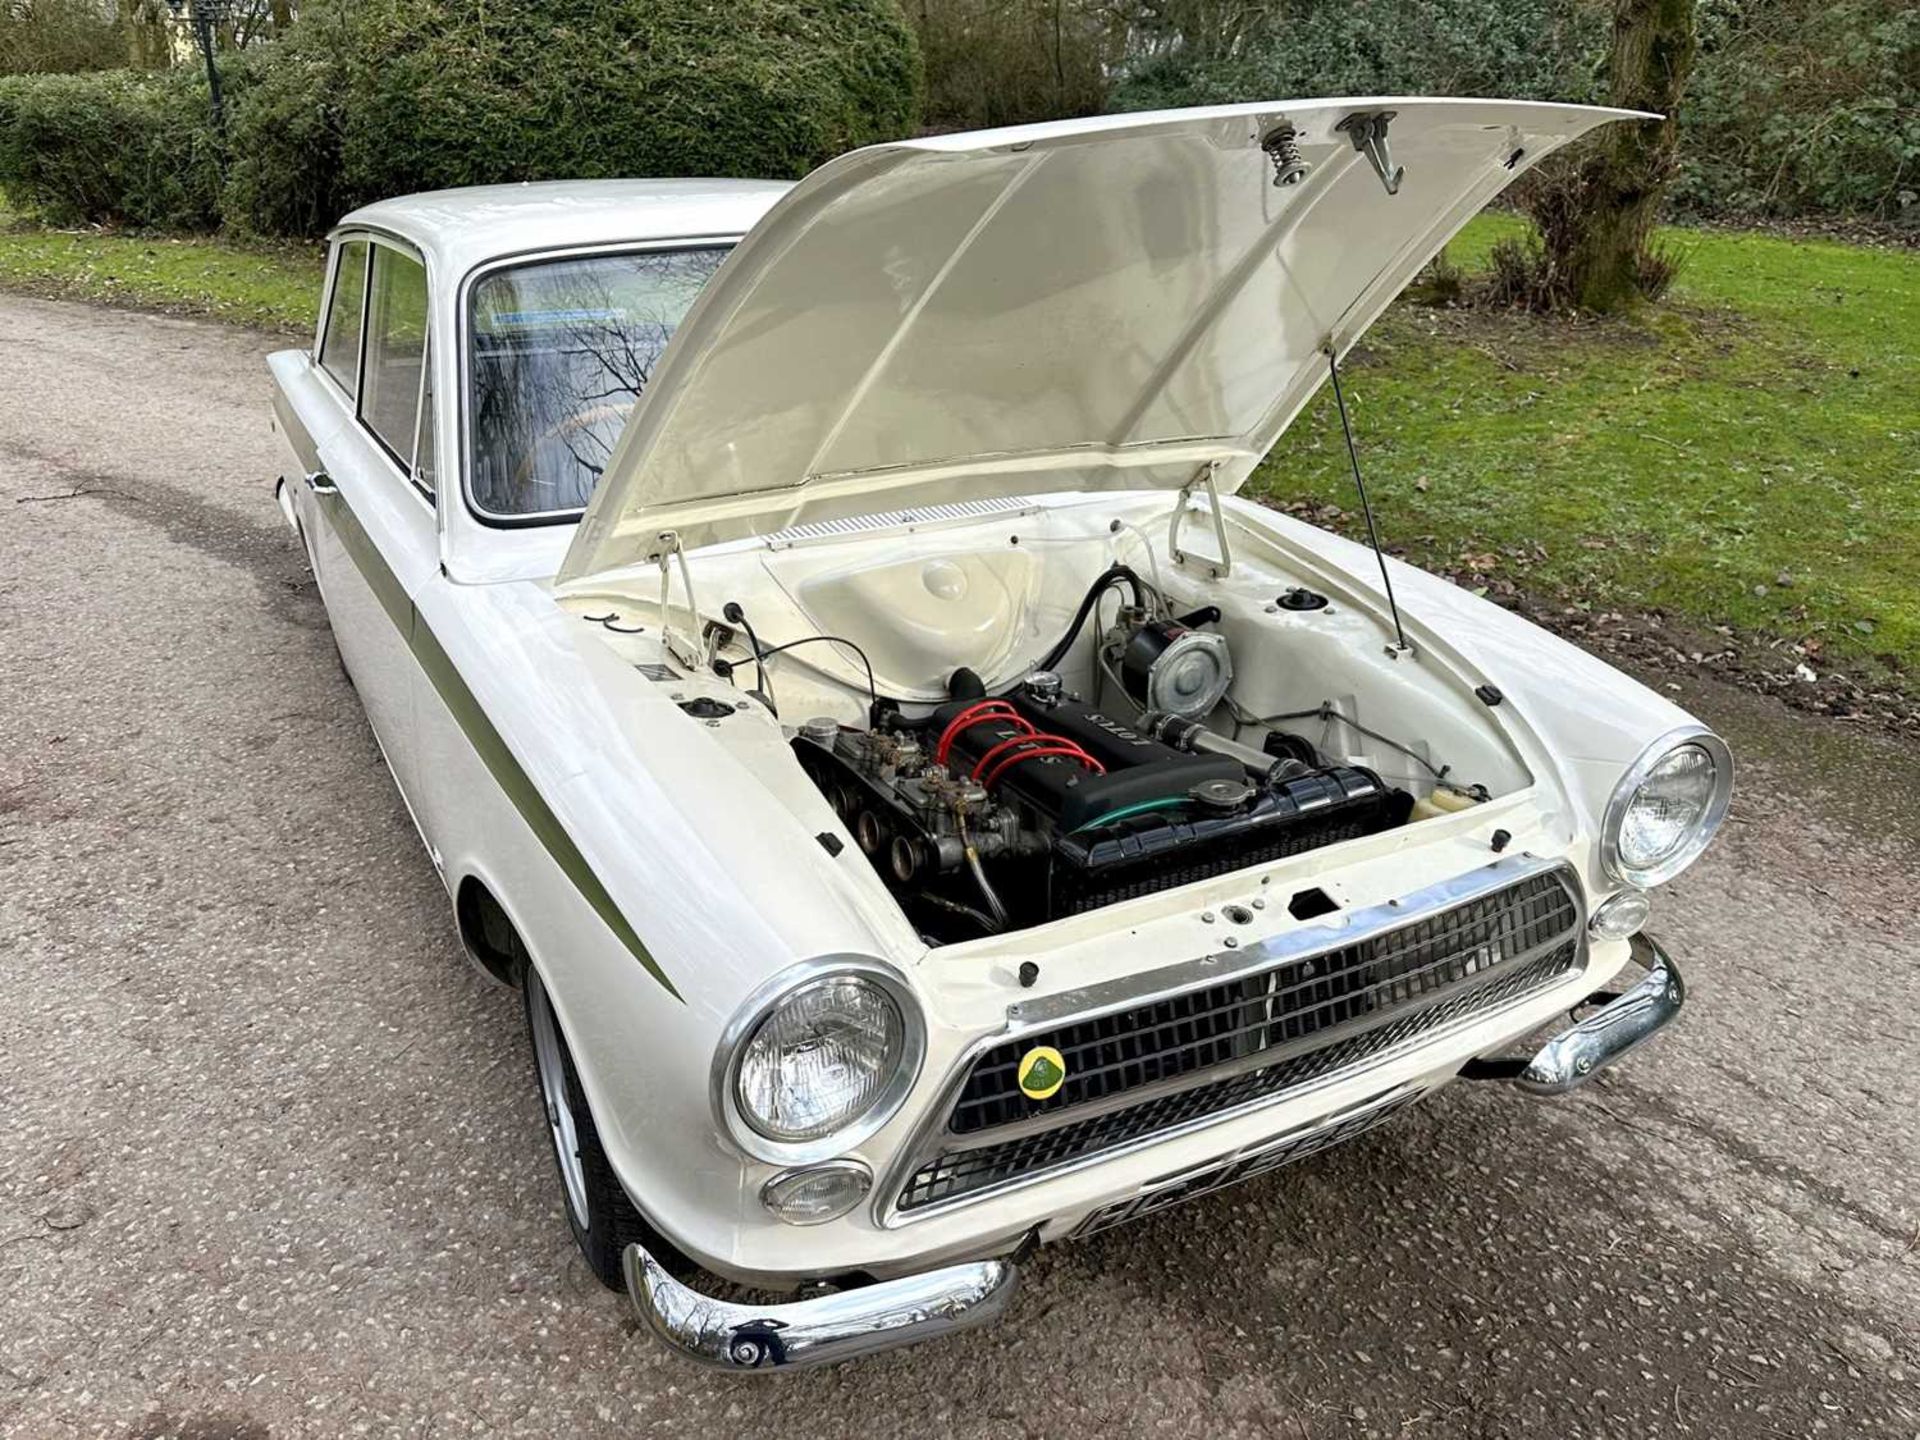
[467,246,730,518]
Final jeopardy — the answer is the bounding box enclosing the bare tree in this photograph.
[0,0,124,74]
[912,0,1117,129]
[1121,0,1271,62]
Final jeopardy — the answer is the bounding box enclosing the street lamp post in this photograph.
[166,0,238,154]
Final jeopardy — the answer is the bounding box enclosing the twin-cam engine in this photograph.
[793,657,1408,943]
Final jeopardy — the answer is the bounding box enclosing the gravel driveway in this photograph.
[1,294,1915,1439]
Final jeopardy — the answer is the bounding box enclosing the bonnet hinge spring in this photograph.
[653,530,705,671]
[1261,124,1311,188]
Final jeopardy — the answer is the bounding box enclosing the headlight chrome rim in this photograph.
[1601,726,1734,888]
[711,957,925,1165]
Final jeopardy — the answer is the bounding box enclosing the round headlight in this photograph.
[1602,730,1733,887]
[723,965,921,1154]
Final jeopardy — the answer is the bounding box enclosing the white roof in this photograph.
[334,178,793,280]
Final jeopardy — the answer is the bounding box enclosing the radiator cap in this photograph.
[1191,776,1256,811]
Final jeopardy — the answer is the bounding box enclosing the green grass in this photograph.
[0,201,320,331]
[1250,214,1920,690]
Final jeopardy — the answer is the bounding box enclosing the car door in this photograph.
[288,234,442,832]
[275,238,362,623]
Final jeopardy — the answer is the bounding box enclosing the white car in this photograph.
[269,98,1727,1371]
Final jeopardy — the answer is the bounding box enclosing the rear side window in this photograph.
[361,245,430,473]
[319,240,368,395]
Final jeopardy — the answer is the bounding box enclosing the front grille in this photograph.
[897,944,1574,1212]
[954,870,1577,1135]
[894,868,1581,1215]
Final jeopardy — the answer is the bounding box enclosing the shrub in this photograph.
[1406,248,1466,307]
[1482,223,1682,311]
[0,0,920,238]
[224,0,923,236]
[220,39,347,240]
[1109,0,1607,115]
[1674,0,1918,225]
[1106,0,1916,228]
[0,66,230,229]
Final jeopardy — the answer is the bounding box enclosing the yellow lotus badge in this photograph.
[1017,1045,1067,1100]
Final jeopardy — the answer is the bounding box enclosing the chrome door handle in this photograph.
[303,469,338,495]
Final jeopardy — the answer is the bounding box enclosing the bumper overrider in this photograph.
[625,934,1685,1372]
[1516,934,1685,1093]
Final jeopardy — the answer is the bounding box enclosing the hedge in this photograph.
[1108,0,1917,227]
[1110,0,1605,118]
[2,0,922,238]
[1672,0,1918,223]
[0,65,236,229]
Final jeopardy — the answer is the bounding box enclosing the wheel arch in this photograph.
[453,867,530,987]
[461,872,708,1285]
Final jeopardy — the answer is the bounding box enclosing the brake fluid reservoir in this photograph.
[1410,785,1481,822]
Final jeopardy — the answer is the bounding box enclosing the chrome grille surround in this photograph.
[880,856,1584,1226]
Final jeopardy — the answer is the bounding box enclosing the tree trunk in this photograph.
[1558,0,1699,313]
[126,0,172,70]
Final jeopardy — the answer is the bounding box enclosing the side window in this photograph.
[318,239,367,395]
[361,245,431,476]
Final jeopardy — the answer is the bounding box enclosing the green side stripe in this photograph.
[315,490,682,1001]
[323,486,413,635]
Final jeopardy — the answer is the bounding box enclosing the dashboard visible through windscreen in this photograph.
[466,246,731,520]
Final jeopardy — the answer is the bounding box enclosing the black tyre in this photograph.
[522,966,650,1290]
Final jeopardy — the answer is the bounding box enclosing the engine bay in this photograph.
[795,675,1411,943]
[783,562,1432,944]
[562,495,1528,948]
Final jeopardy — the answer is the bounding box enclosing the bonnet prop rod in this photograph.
[1325,346,1412,657]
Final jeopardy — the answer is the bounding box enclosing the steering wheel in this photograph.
[510,400,635,490]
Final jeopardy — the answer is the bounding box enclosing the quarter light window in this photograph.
[467,247,729,518]
[413,344,437,495]
[361,245,430,474]
[319,239,368,396]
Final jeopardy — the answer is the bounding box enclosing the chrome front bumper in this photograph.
[1516,934,1684,1093]
[1454,933,1685,1092]
[626,935,1685,1372]
[623,1244,1019,1372]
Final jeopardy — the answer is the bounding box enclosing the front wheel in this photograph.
[523,967,648,1289]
